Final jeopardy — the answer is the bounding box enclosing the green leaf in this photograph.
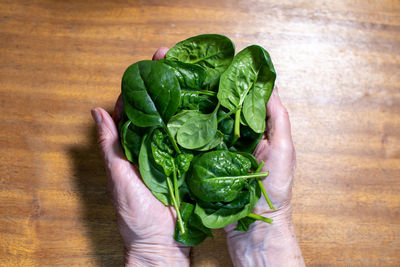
[233,125,263,153]
[194,130,224,151]
[167,110,202,138]
[174,202,213,246]
[150,129,174,177]
[120,120,144,163]
[188,150,254,202]
[217,45,276,134]
[175,152,194,177]
[194,180,260,229]
[138,134,170,205]
[138,131,186,206]
[122,60,181,127]
[176,110,218,150]
[166,34,235,89]
[235,217,256,231]
[235,152,259,171]
[158,59,206,89]
[179,89,217,113]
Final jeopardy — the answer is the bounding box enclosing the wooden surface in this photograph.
[1,0,399,266]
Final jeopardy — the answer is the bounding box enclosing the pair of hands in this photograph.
[91,48,298,266]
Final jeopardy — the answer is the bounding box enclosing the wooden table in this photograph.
[1,0,399,266]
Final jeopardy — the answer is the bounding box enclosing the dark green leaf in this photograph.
[233,125,263,153]
[174,202,212,246]
[187,150,252,202]
[235,152,259,171]
[235,217,256,231]
[166,34,235,89]
[194,180,260,229]
[151,129,174,176]
[167,110,202,138]
[217,45,276,133]
[138,131,185,206]
[138,134,170,205]
[194,130,224,151]
[120,120,143,163]
[158,59,206,89]
[122,60,181,127]
[180,90,217,113]
[175,152,194,177]
[177,110,218,149]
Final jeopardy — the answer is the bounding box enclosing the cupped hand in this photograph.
[253,87,296,216]
[230,87,295,227]
[91,47,190,266]
[224,88,302,266]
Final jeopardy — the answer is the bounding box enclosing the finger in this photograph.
[265,88,294,150]
[112,94,123,124]
[91,107,125,162]
[91,108,151,209]
[152,47,169,61]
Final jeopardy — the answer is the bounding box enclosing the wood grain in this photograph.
[0,0,399,266]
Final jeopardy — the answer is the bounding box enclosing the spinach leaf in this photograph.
[180,90,217,113]
[232,125,263,153]
[194,180,260,229]
[138,134,171,205]
[175,152,194,177]
[167,110,202,138]
[235,217,256,231]
[235,152,259,171]
[158,59,206,89]
[195,130,224,151]
[166,34,235,89]
[174,202,213,246]
[217,45,276,139]
[122,60,181,127]
[176,107,218,149]
[151,129,175,176]
[138,130,186,204]
[195,189,250,210]
[187,151,267,202]
[120,120,143,164]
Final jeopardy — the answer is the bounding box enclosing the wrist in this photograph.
[225,204,304,267]
[126,242,190,267]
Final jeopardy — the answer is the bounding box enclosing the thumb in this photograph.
[265,88,294,151]
[91,107,124,162]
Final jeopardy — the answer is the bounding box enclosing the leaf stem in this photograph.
[164,123,181,154]
[257,179,276,210]
[166,177,185,234]
[207,172,269,181]
[247,213,273,224]
[255,161,264,173]
[183,89,216,97]
[232,108,241,144]
[172,161,180,208]
[254,161,276,210]
[217,108,237,123]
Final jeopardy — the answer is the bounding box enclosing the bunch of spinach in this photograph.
[119,34,276,246]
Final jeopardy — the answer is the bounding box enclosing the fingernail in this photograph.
[91,108,102,124]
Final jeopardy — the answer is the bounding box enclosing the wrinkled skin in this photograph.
[224,87,304,267]
[92,47,190,266]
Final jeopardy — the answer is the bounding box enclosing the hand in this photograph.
[91,47,190,267]
[225,88,305,266]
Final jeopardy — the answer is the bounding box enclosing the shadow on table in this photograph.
[68,125,124,267]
